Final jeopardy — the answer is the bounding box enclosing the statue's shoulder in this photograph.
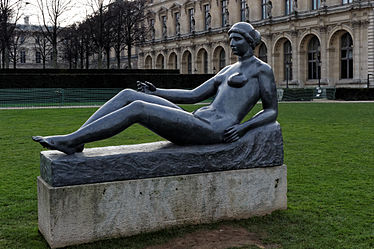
[254,58,272,75]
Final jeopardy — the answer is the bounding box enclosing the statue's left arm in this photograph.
[224,65,278,142]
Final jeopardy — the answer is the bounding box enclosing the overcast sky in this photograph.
[21,0,111,26]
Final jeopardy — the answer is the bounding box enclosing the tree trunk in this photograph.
[13,47,17,69]
[4,47,10,69]
[116,50,121,69]
[106,48,110,69]
[97,48,103,69]
[127,43,132,69]
[80,49,84,69]
[52,44,58,68]
[85,50,89,69]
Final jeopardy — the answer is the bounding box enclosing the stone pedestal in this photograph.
[38,165,287,248]
[37,122,286,248]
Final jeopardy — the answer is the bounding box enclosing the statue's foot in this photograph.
[32,136,80,155]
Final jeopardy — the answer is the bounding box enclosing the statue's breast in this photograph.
[227,72,248,88]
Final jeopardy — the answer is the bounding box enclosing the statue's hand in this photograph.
[223,124,245,143]
[137,81,156,94]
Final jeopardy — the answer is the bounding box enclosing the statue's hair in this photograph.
[228,22,261,49]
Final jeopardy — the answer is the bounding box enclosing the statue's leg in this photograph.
[73,89,182,152]
[80,89,181,129]
[33,101,221,155]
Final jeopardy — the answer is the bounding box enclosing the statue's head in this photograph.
[228,22,261,50]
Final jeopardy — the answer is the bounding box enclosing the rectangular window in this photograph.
[20,50,26,63]
[189,8,194,32]
[204,4,210,30]
[36,51,41,63]
[240,0,246,22]
[174,12,180,34]
[285,0,293,15]
[342,0,352,4]
[312,0,321,9]
[161,15,167,37]
[221,0,227,27]
[262,0,267,19]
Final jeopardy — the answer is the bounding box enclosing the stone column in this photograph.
[290,31,299,87]
[320,27,328,86]
[353,21,361,81]
[367,8,374,82]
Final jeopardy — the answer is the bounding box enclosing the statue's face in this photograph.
[229,32,251,56]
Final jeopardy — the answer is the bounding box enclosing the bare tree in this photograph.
[0,0,23,68]
[36,0,74,68]
[33,28,51,69]
[118,0,147,69]
[60,24,79,69]
[8,24,27,68]
[108,0,126,69]
[77,20,93,69]
[85,0,112,69]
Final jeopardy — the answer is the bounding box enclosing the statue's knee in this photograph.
[118,89,137,101]
[119,89,136,97]
[128,100,146,110]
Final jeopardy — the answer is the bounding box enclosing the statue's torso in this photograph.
[193,57,262,131]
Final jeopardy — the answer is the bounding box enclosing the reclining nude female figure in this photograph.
[33,22,278,155]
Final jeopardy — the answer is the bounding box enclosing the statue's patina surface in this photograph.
[33,22,279,155]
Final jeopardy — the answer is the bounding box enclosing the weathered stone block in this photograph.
[38,165,287,248]
[40,122,283,187]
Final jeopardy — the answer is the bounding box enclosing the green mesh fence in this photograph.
[0,88,123,108]
[0,87,337,108]
[277,88,336,102]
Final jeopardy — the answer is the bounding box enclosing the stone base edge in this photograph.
[38,165,287,248]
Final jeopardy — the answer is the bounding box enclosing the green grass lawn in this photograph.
[0,103,373,249]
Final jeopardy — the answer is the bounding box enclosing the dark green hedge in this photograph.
[335,88,374,100]
[0,69,213,90]
[282,88,315,101]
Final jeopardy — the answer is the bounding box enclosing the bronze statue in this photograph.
[33,22,278,155]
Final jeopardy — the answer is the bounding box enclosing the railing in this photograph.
[367,73,374,88]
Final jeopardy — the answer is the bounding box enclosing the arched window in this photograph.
[145,56,152,69]
[168,52,178,70]
[187,52,192,74]
[341,32,353,79]
[219,49,226,70]
[284,41,292,81]
[308,37,321,80]
[203,50,208,73]
[259,43,267,63]
[156,54,165,69]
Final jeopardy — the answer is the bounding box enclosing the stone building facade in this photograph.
[138,0,374,88]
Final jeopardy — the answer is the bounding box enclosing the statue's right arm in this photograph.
[138,67,229,104]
